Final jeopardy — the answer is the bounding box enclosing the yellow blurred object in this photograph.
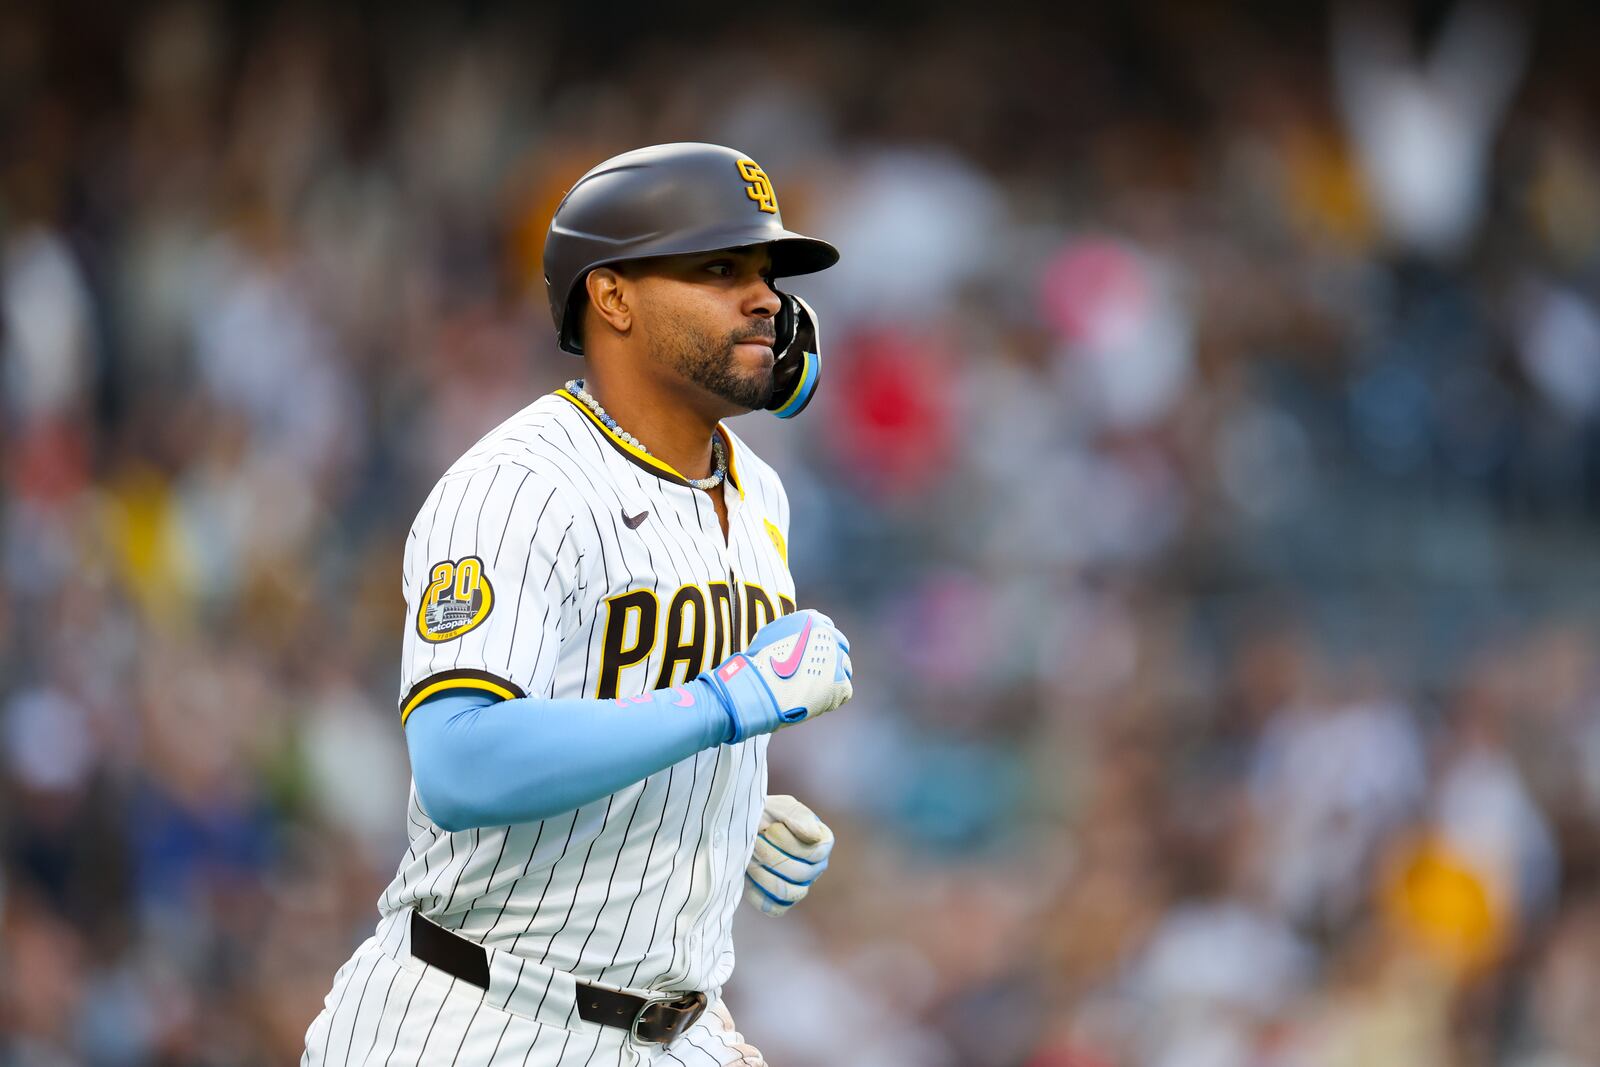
[1380,835,1507,976]
[97,464,197,626]
[1283,128,1376,251]
[506,148,602,298]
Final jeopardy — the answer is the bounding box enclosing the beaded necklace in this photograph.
[566,379,728,491]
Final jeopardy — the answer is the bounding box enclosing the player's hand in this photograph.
[698,609,852,742]
[744,794,833,917]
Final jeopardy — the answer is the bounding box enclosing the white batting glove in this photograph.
[699,609,853,743]
[744,794,834,917]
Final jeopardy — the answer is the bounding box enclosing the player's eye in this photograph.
[705,261,735,277]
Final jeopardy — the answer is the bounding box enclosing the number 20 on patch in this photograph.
[417,556,495,642]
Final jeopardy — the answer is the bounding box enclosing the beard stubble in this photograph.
[648,305,775,411]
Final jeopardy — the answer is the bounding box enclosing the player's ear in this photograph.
[584,267,632,341]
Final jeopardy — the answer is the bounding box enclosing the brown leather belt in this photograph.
[408,911,708,1046]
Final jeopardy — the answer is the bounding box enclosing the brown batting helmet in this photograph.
[543,143,839,355]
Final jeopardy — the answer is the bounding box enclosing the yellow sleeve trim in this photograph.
[400,673,523,725]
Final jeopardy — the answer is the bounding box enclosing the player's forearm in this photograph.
[405,685,732,831]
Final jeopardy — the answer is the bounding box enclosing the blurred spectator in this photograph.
[1333,1,1527,260]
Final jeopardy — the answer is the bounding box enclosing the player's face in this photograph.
[631,247,781,411]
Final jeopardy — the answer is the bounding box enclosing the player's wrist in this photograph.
[695,654,792,743]
[684,673,739,744]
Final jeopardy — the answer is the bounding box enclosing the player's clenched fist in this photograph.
[745,794,833,916]
[699,609,853,742]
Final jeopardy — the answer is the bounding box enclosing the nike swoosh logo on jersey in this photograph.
[621,508,649,529]
[769,616,814,679]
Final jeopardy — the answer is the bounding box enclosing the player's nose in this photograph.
[743,278,781,320]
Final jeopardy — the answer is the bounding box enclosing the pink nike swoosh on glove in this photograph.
[768,616,814,679]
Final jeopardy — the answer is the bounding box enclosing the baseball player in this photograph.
[302,143,852,1066]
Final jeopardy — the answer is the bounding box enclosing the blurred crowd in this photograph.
[5,2,1600,1064]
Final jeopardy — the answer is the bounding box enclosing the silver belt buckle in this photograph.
[629,990,708,1047]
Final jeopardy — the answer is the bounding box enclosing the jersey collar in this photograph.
[557,388,744,499]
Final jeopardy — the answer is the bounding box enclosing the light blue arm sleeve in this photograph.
[404,681,735,832]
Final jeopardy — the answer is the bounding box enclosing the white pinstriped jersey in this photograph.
[378,388,795,998]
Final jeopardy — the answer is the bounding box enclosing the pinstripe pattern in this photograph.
[308,394,791,1064]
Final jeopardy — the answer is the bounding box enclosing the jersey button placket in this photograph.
[701,482,742,649]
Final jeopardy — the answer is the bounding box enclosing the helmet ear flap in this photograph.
[766,293,822,419]
[772,288,797,355]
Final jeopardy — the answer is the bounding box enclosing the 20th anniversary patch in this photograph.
[417,556,494,642]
